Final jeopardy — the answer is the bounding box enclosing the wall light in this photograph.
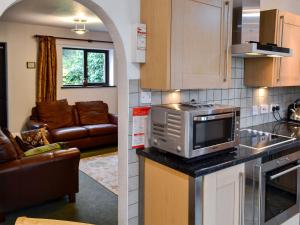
[258,87,268,97]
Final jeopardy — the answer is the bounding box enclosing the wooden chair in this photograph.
[15,217,94,225]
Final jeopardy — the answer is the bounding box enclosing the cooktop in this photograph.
[239,129,296,151]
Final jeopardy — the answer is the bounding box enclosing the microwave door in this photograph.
[193,113,234,149]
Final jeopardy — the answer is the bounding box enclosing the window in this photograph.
[62,48,110,87]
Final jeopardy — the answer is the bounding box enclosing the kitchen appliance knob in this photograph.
[177,146,182,152]
[154,139,158,144]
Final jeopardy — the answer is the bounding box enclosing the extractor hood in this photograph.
[232,0,293,58]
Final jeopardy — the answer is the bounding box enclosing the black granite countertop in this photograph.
[136,121,300,177]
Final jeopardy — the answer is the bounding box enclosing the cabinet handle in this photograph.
[239,172,245,225]
[224,1,230,82]
[277,16,285,83]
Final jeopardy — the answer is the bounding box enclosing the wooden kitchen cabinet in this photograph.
[245,10,300,87]
[140,157,245,225]
[140,0,233,90]
[203,164,245,225]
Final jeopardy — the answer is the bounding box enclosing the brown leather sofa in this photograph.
[0,130,80,222]
[27,100,118,150]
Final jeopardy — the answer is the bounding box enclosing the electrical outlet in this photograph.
[270,104,280,112]
[253,105,259,116]
[260,104,269,114]
[140,91,152,104]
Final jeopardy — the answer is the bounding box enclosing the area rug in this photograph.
[79,152,118,195]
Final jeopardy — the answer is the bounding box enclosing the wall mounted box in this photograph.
[131,24,146,63]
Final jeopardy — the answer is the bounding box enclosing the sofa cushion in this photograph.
[15,136,34,152]
[83,124,118,137]
[37,99,75,130]
[24,142,67,157]
[51,127,89,142]
[21,128,50,147]
[2,127,24,158]
[75,101,110,125]
[0,129,18,163]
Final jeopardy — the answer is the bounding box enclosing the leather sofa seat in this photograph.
[83,124,118,137]
[51,127,88,142]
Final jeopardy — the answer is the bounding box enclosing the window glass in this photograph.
[87,52,106,84]
[62,48,109,87]
[62,49,84,86]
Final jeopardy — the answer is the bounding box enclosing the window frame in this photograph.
[62,47,110,88]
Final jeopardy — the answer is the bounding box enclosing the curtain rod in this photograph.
[34,35,113,44]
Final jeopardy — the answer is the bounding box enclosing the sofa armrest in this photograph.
[20,148,80,166]
[26,120,48,130]
[0,148,80,176]
[109,114,118,125]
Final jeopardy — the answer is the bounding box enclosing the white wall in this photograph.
[1,1,137,224]
[261,0,300,15]
[0,21,117,132]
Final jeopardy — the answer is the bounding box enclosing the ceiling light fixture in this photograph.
[72,19,88,35]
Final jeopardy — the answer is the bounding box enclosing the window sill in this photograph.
[61,85,117,89]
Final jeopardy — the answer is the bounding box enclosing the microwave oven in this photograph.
[150,103,240,158]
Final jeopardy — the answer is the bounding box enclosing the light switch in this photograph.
[253,105,259,116]
[140,92,152,104]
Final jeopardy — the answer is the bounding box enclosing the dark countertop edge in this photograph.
[136,140,300,178]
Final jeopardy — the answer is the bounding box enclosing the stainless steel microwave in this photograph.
[150,103,240,158]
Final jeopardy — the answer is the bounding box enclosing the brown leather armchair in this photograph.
[0,130,80,222]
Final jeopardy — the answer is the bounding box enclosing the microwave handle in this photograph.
[194,112,234,121]
[270,164,300,180]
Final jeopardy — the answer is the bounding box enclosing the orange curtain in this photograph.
[36,36,57,102]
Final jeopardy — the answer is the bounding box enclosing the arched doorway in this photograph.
[0,0,129,224]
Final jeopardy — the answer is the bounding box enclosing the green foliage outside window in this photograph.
[62,48,108,86]
[87,52,106,83]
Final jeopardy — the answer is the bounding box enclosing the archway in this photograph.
[0,0,129,224]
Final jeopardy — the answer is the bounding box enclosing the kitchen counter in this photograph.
[137,121,300,177]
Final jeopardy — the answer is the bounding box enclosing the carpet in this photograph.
[79,153,118,195]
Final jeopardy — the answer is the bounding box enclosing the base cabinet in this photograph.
[203,164,245,225]
[140,157,245,225]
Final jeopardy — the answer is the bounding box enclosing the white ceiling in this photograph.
[0,0,107,32]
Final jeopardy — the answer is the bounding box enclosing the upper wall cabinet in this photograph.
[245,10,300,87]
[140,0,233,90]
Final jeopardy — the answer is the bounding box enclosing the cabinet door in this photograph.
[275,12,300,86]
[203,164,245,225]
[171,0,232,89]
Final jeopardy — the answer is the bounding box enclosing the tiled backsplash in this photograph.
[127,57,300,225]
[130,57,300,128]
